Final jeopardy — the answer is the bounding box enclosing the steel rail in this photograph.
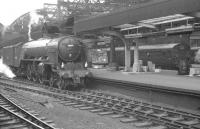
[0,105,45,129]
[0,93,57,129]
[0,77,200,129]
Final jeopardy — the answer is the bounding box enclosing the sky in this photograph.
[0,0,57,26]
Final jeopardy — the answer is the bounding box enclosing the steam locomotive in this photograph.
[2,35,91,89]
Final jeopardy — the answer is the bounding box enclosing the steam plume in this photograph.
[0,25,9,38]
[0,58,16,78]
[28,11,43,41]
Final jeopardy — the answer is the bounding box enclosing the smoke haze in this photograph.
[0,58,16,78]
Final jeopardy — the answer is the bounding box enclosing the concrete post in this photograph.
[132,42,139,72]
[109,37,115,63]
[124,42,131,72]
[102,30,129,71]
[108,37,118,70]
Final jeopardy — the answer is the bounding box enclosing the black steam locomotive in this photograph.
[2,35,91,89]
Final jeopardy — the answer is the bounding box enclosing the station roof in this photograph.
[115,14,194,31]
[74,0,200,33]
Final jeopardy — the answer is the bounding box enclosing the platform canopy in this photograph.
[74,0,200,33]
[115,14,194,31]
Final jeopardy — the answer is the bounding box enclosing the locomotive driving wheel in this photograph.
[80,78,86,88]
[32,74,37,82]
[49,73,55,87]
[58,78,65,90]
[66,79,73,90]
[38,74,44,84]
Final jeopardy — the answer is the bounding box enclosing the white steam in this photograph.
[0,25,9,38]
[28,11,43,41]
[0,58,16,78]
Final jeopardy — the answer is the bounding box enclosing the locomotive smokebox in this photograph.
[57,37,82,62]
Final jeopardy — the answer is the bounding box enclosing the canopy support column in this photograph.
[124,41,131,71]
[108,37,118,69]
[102,30,131,71]
[132,42,139,72]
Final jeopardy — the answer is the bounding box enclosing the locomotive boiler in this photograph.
[2,35,91,89]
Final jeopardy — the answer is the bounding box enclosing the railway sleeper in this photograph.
[143,109,154,115]
[111,106,123,112]
[1,123,28,129]
[0,116,14,122]
[0,113,7,117]
[134,121,153,127]
[135,110,154,116]
[148,125,168,129]
[90,109,103,113]
[43,120,54,124]
[164,122,184,129]
[111,114,125,118]
[151,112,169,118]
[2,78,200,129]
[175,119,200,128]
[177,119,199,126]
[161,116,184,123]
[59,100,72,104]
[85,100,94,104]
[122,108,133,113]
[120,117,138,123]
[192,123,200,129]
[64,102,79,106]
[98,111,114,115]
[0,119,21,126]
[79,106,94,110]
[37,116,47,121]
[73,104,87,108]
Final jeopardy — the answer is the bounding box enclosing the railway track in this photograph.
[0,77,200,129]
[87,77,200,112]
[0,92,57,129]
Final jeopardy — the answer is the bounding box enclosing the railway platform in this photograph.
[89,68,200,94]
[88,68,200,111]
